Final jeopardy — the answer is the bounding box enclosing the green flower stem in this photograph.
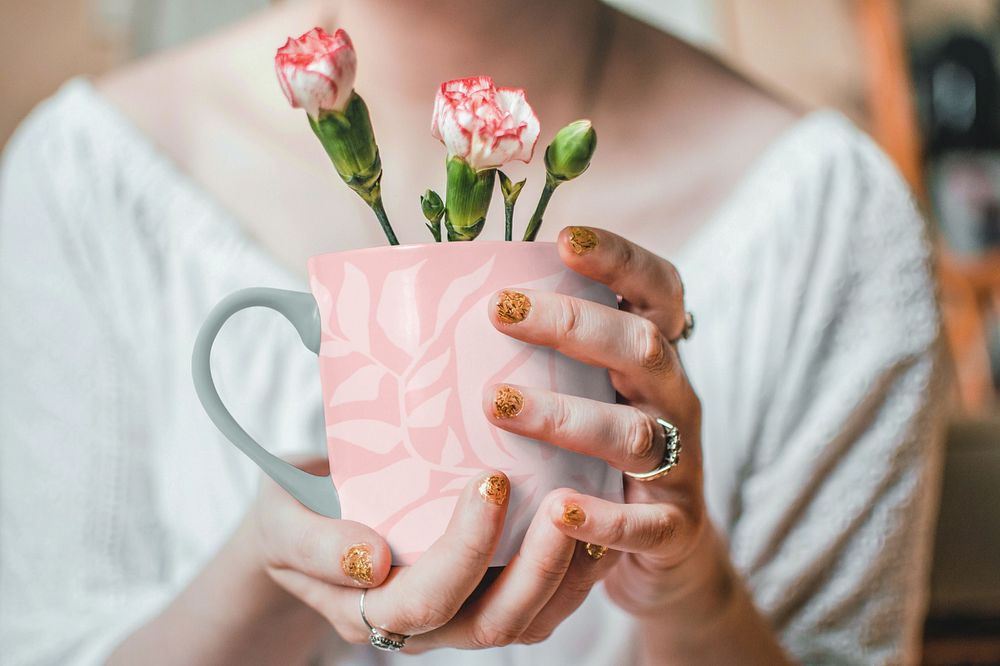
[371,197,399,246]
[504,202,514,241]
[522,175,559,242]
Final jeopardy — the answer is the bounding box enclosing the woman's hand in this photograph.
[248,226,708,653]
[249,227,784,661]
[403,226,716,652]
[475,225,713,617]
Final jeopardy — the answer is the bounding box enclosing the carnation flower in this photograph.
[275,27,358,119]
[431,77,540,172]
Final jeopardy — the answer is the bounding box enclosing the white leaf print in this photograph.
[406,349,451,392]
[433,256,496,338]
[377,259,427,357]
[326,420,400,453]
[386,495,455,547]
[439,428,463,467]
[407,388,451,428]
[329,365,387,407]
[340,458,431,529]
[336,263,370,354]
[310,276,335,337]
[319,338,354,358]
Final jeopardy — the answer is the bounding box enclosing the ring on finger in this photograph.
[623,417,682,482]
[360,588,410,652]
[669,311,695,345]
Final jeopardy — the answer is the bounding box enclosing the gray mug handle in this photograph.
[192,287,341,518]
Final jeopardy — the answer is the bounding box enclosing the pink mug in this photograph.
[193,241,622,565]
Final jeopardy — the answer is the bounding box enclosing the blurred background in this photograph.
[2,0,999,663]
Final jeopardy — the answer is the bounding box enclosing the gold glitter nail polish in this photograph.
[496,290,531,324]
[568,227,599,254]
[479,474,510,505]
[341,543,374,585]
[584,543,608,560]
[562,503,586,527]
[493,385,524,419]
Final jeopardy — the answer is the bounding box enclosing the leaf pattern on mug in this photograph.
[338,457,432,529]
[405,348,451,392]
[326,419,400,454]
[407,388,451,428]
[310,275,336,338]
[337,263,370,354]
[314,247,623,565]
[433,255,496,339]
[385,495,456,553]
[377,259,427,357]
[319,338,354,358]
[329,365,387,407]
[439,428,464,467]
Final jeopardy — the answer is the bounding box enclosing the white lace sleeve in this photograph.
[0,82,324,666]
[0,96,182,665]
[678,114,946,665]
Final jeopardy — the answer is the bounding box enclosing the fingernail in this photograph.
[562,503,586,527]
[478,473,510,505]
[493,385,524,419]
[584,543,608,560]
[496,290,531,324]
[341,543,374,585]
[567,227,599,254]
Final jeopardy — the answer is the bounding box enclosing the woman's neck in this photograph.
[317,0,606,118]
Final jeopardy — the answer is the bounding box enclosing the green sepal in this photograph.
[498,171,526,207]
[308,92,383,205]
[444,156,495,241]
[444,212,487,242]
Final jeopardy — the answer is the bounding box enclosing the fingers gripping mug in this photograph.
[193,241,623,565]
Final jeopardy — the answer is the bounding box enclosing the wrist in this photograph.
[633,524,737,626]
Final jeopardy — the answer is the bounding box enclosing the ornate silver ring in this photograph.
[360,588,410,652]
[623,417,682,482]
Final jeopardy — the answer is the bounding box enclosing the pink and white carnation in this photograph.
[431,76,540,171]
[275,27,357,119]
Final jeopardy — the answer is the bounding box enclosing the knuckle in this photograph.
[293,524,323,567]
[397,598,454,633]
[473,618,523,648]
[644,509,679,551]
[336,621,373,646]
[530,555,569,587]
[618,242,638,276]
[520,627,555,645]
[625,412,658,467]
[455,532,496,567]
[545,395,574,439]
[555,295,581,342]
[607,511,629,546]
[637,319,671,375]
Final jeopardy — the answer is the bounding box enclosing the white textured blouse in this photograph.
[0,80,945,665]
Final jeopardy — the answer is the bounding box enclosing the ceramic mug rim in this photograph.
[307,240,560,267]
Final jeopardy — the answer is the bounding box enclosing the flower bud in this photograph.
[308,92,383,205]
[498,171,526,207]
[444,156,495,241]
[421,189,444,242]
[544,120,597,182]
[420,189,444,222]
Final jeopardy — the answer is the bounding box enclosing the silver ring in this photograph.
[623,417,682,482]
[670,311,695,344]
[360,589,410,652]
